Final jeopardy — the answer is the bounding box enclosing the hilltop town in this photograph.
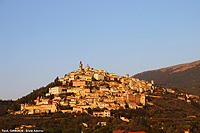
[17,62,155,115]
[4,62,200,132]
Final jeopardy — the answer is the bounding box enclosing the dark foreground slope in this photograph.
[133,60,200,96]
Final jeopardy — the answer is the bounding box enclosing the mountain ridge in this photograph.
[133,60,200,96]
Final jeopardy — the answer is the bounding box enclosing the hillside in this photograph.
[2,85,200,132]
[133,60,200,96]
[2,62,200,132]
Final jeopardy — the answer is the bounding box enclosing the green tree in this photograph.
[54,76,59,82]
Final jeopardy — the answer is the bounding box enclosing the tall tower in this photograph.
[79,61,83,71]
[151,80,154,85]
[140,94,146,106]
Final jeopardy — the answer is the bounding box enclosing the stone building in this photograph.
[21,98,58,114]
[48,86,66,95]
[73,80,87,87]
[94,73,104,80]
[93,110,111,117]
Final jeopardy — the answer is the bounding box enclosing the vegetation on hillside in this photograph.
[1,86,200,132]
[9,77,62,111]
[0,100,13,116]
[1,105,200,132]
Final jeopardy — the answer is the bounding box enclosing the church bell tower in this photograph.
[79,61,83,71]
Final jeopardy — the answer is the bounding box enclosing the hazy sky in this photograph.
[0,0,200,100]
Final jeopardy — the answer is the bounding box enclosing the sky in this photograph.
[0,0,200,100]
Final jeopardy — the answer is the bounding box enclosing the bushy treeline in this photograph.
[0,100,14,116]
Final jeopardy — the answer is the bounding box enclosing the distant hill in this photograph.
[133,60,200,96]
